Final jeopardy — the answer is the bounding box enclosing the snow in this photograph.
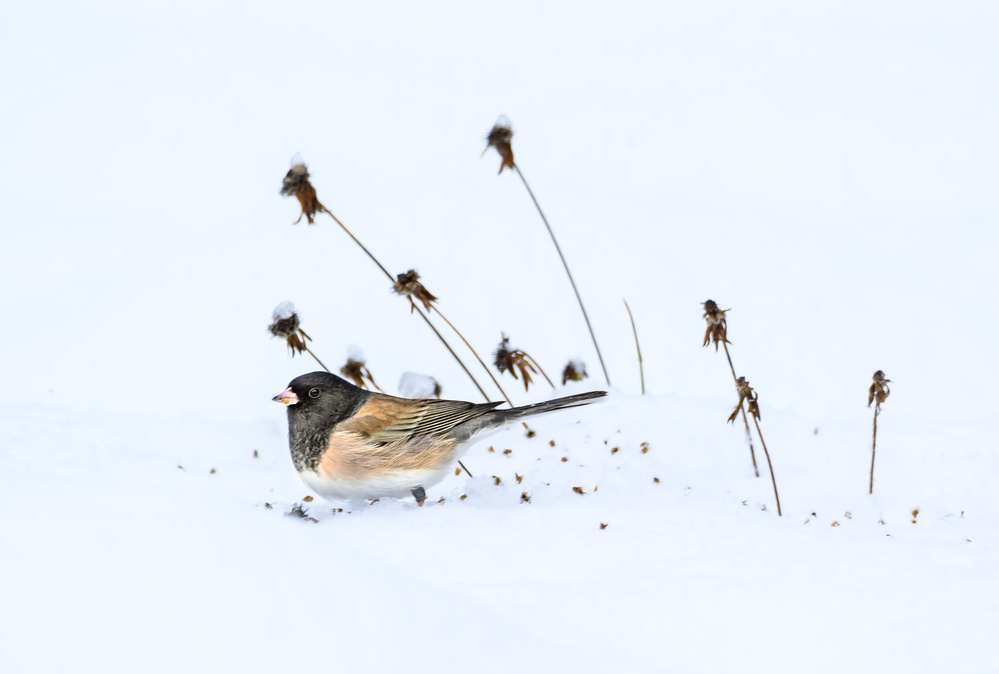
[270,300,296,322]
[2,1,998,673]
[398,371,441,399]
[345,344,365,362]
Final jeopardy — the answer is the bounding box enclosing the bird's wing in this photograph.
[339,396,504,445]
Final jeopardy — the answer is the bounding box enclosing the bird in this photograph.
[273,371,607,506]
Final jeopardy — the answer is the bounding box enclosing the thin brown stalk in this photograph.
[870,404,880,495]
[322,210,488,401]
[305,347,331,374]
[431,306,513,406]
[721,342,760,478]
[522,352,555,389]
[623,299,645,395]
[750,415,781,516]
[514,165,610,387]
[409,299,490,403]
[326,211,394,280]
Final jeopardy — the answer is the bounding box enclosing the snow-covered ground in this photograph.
[2,2,998,672]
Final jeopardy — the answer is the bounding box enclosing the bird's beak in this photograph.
[272,388,299,406]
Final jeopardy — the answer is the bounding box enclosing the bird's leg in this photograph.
[411,486,426,507]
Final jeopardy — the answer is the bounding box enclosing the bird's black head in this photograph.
[273,371,371,425]
[273,372,372,472]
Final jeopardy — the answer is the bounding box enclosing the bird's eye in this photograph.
[308,388,321,399]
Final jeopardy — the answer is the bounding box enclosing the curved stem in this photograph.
[722,342,760,478]
[870,404,880,494]
[751,415,781,516]
[304,347,331,373]
[365,372,386,395]
[523,353,555,389]
[624,299,645,394]
[326,211,394,281]
[514,165,610,387]
[410,299,490,403]
[431,306,513,406]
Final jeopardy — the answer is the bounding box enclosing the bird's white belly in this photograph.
[298,466,453,501]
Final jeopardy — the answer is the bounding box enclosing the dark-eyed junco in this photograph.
[273,371,606,506]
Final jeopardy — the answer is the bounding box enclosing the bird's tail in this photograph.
[496,390,608,421]
[450,391,607,445]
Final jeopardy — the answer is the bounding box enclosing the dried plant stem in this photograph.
[325,211,394,280]
[322,210,484,478]
[623,299,645,395]
[522,352,555,389]
[365,374,386,395]
[305,347,331,374]
[750,415,781,516]
[721,342,760,478]
[431,306,513,406]
[322,209,488,400]
[408,299,489,402]
[870,404,880,494]
[514,166,610,387]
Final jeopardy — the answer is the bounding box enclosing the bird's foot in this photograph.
[412,486,426,507]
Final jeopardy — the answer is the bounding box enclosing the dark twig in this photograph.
[515,166,610,387]
[871,405,880,495]
[430,306,514,406]
[868,370,891,494]
[305,347,331,374]
[723,342,760,478]
[752,415,781,516]
[728,376,780,516]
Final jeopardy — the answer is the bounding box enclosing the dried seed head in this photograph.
[701,300,731,351]
[494,333,548,392]
[280,161,309,197]
[268,301,312,356]
[562,358,588,385]
[728,376,760,423]
[287,503,318,523]
[340,355,382,392]
[520,491,531,503]
[869,370,891,407]
[393,269,438,312]
[483,116,516,175]
[280,157,328,225]
[494,334,515,375]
